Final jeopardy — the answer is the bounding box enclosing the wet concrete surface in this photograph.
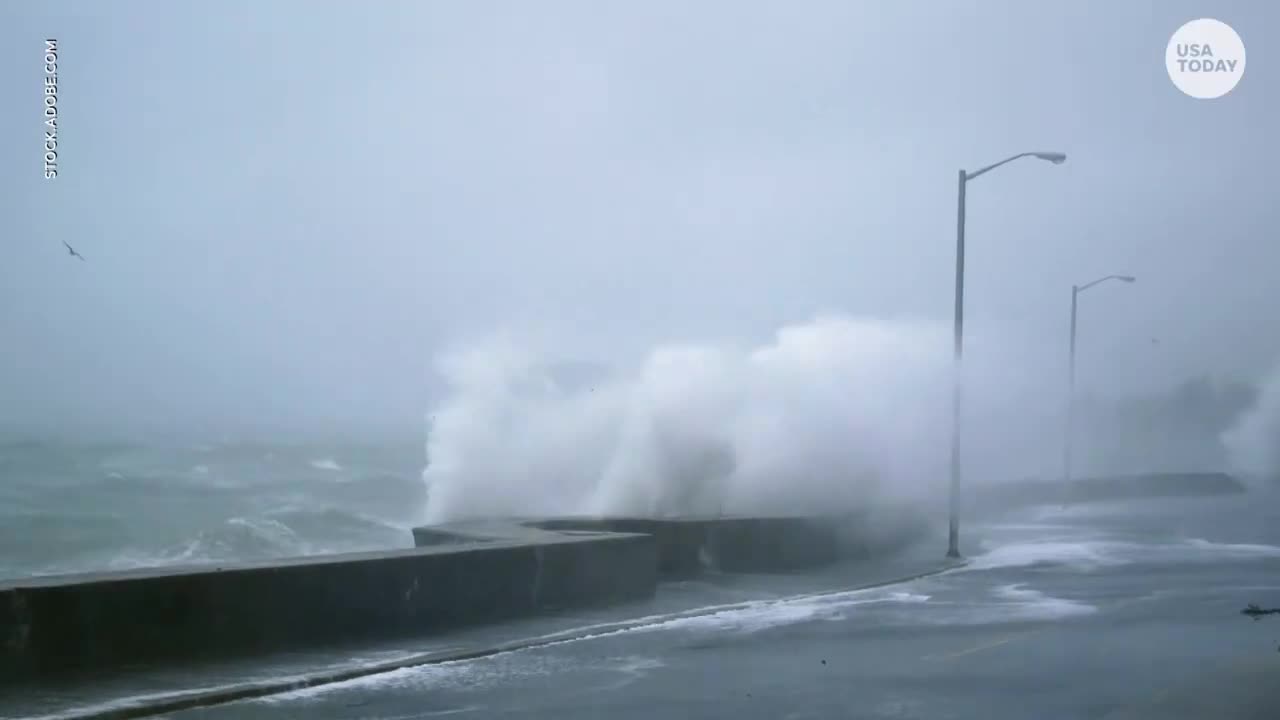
[194,493,1280,720]
[12,490,1280,720]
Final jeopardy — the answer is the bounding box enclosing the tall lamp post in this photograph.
[1063,274,1136,487]
[947,151,1066,560]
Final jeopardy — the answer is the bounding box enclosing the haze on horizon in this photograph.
[1,0,1278,444]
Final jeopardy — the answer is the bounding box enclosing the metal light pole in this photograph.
[947,151,1066,560]
[1063,274,1136,487]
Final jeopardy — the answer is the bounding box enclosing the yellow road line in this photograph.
[922,628,1049,662]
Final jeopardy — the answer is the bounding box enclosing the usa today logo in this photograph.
[1166,18,1246,99]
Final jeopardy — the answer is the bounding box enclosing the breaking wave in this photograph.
[422,315,1062,523]
[1223,362,1280,479]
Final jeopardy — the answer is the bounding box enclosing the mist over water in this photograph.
[1223,362,1280,479]
[421,315,1067,523]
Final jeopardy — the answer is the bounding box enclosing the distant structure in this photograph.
[62,241,84,261]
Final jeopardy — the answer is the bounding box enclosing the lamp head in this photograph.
[1034,152,1067,165]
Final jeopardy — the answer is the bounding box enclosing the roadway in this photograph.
[158,488,1280,720]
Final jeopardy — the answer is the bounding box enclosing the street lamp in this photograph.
[1063,274,1136,487]
[947,151,1066,560]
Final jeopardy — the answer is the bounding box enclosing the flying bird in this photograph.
[62,241,84,261]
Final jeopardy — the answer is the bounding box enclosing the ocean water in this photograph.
[0,438,428,580]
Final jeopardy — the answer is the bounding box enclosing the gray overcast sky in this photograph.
[0,1,1277,439]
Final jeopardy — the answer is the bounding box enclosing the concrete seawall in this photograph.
[412,516,852,577]
[0,528,654,681]
[524,517,844,576]
[2,514,887,685]
[972,472,1246,512]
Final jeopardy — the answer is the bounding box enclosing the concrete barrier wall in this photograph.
[473,517,845,577]
[2,513,882,683]
[705,517,842,572]
[528,519,717,577]
[1069,472,1246,500]
[0,532,655,681]
[972,472,1246,512]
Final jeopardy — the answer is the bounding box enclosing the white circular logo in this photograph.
[1166,18,1246,99]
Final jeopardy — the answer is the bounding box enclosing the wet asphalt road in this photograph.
[150,490,1280,720]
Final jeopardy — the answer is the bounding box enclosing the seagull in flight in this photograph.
[62,241,84,261]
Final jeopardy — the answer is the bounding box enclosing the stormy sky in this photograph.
[0,1,1276,440]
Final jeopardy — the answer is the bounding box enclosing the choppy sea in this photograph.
[0,438,427,580]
